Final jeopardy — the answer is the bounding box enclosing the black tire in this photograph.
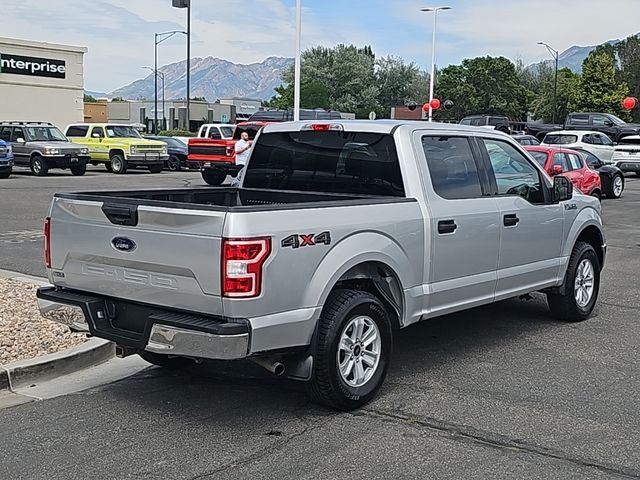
[138,351,192,369]
[104,162,113,172]
[109,154,127,174]
[168,155,181,171]
[590,190,601,201]
[202,170,226,186]
[307,289,393,411]
[0,170,11,179]
[634,172,640,178]
[609,174,624,199]
[70,161,87,176]
[148,164,163,174]
[30,155,49,176]
[547,241,600,322]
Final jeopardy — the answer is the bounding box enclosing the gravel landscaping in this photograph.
[0,279,86,366]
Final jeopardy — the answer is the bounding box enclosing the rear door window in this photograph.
[243,131,404,196]
[91,127,105,138]
[422,136,483,199]
[552,153,570,172]
[10,128,25,142]
[568,114,589,125]
[66,125,89,137]
[567,153,583,170]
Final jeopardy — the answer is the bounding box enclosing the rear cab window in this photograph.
[243,130,404,197]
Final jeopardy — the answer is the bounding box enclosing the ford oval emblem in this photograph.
[111,237,137,252]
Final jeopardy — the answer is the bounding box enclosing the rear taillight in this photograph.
[44,217,51,268]
[226,146,234,157]
[222,238,271,298]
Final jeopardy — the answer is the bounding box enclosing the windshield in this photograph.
[460,118,482,126]
[528,151,548,167]
[25,126,67,142]
[543,134,577,145]
[106,125,142,138]
[221,127,234,138]
[233,125,261,140]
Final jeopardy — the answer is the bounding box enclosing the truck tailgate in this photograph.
[48,196,226,316]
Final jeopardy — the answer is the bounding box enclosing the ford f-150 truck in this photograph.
[36,120,605,410]
[190,121,268,185]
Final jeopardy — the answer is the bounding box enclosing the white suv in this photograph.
[542,130,614,162]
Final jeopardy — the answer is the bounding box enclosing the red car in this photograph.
[524,145,602,198]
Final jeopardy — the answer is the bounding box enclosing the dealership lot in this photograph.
[1,171,640,478]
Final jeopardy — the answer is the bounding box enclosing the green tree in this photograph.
[569,50,630,119]
[374,56,429,117]
[83,93,97,103]
[616,34,640,122]
[530,67,580,123]
[436,56,531,120]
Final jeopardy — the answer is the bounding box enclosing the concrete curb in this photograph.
[0,268,116,393]
[2,339,115,391]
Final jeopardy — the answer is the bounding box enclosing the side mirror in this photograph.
[553,175,573,203]
[92,133,101,138]
[552,164,563,175]
[16,137,25,143]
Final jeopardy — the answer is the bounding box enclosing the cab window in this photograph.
[91,127,105,138]
[422,136,483,200]
[10,128,25,142]
[208,127,222,139]
[483,139,544,204]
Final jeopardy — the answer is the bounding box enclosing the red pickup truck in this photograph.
[189,121,268,186]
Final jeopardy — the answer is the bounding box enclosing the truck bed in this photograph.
[55,187,410,212]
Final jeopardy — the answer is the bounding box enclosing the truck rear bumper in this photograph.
[36,287,249,361]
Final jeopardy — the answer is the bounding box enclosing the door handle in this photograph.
[503,214,519,227]
[437,219,457,234]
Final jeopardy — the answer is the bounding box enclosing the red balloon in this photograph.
[430,98,441,110]
[422,103,430,113]
[623,96,638,110]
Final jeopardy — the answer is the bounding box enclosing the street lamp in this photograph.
[538,41,559,124]
[143,67,165,131]
[421,6,451,122]
[154,30,187,134]
[294,0,302,121]
[172,0,191,131]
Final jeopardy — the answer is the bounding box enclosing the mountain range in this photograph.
[103,56,293,102]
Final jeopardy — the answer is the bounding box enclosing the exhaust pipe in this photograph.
[251,357,285,376]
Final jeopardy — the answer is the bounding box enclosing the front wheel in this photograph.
[307,289,392,410]
[109,154,127,174]
[138,351,192,369]
[168,155,181,171]
[30,155,49,176]
[547,241,600,322]
[202,170,226,186]
[610,174,624,198]
[0,170,11,179]
[70,161,87,176]
[148,164,163,174]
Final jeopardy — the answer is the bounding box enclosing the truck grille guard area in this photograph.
[36,287,250,360]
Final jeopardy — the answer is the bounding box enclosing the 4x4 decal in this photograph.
[281,232,331,249]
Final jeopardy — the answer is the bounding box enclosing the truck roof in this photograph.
[262,120,510,136]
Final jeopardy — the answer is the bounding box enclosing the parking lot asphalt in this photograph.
[1,169,639,479]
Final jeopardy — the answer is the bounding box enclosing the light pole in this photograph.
[421,6,451,122]
[143,67,165,131]
[538,41,559,124]
[154,30,186,134]
[294,0,302,121]
[172,0,191,131]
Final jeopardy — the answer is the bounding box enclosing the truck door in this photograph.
[9,127,28,165]
[416,133,501,317]
[479,137,564,298]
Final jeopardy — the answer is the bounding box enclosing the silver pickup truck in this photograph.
[37,120,606,410]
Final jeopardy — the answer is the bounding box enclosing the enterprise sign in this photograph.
[0,52,66,79]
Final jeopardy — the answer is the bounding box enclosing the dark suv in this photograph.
[0,122,90,176]
[460,115,511,134]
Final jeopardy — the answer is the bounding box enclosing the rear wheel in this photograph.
[547,241,600,322]
[138,351,192,369]
[610,174,624,198]
[148,164,163,174]
[109,154,127,174]
[168,155,181,171]
[30,155,49,176]
[202,170,226,186]
[0,169,11,179]
[70,161,87,176]
[307,289,392,410]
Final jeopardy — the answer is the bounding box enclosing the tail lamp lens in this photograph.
[44,217,51,268]
[222,238,271,298]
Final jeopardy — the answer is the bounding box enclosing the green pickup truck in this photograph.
[64,123,168,174]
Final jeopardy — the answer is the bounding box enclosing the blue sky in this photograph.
[2,0,639,92]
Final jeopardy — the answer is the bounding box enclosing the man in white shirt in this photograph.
[231,131,252,187]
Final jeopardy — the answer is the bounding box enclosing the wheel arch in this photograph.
[109,148,125,159]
